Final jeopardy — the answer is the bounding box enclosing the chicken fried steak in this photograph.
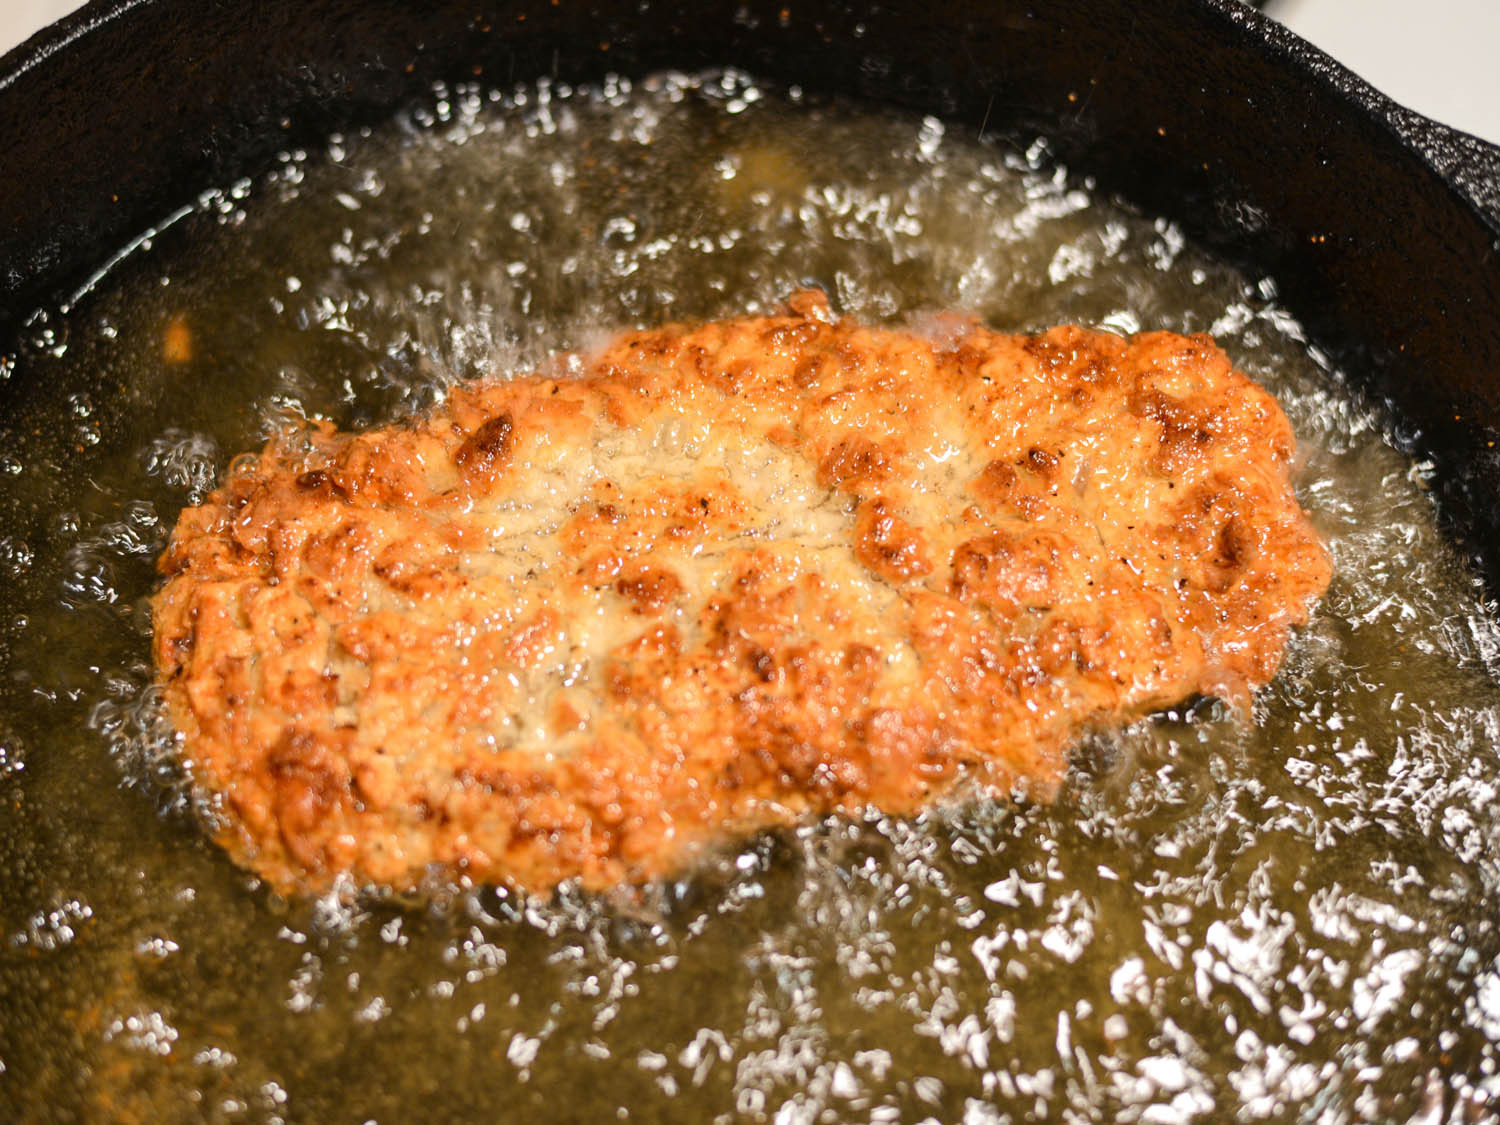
[152,291,1331,894]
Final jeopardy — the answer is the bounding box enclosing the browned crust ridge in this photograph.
[152,291,1331,894]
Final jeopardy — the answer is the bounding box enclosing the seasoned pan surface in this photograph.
[2,73,1499,1120]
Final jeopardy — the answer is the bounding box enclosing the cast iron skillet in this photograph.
[0,0,1498,1116]
[2,0,1499,588]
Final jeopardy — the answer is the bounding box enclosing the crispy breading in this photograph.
[151,291,1331,893]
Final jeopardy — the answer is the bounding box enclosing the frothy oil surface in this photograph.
[2,71,1499,1121]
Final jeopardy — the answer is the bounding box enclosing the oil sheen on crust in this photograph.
[151,291,1332,894]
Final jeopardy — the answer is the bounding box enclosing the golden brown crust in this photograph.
[151,292,1331,894]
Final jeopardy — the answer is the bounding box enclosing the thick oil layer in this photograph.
[3,71,1500,1122]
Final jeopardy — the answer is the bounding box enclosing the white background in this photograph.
[2,0,1497,143]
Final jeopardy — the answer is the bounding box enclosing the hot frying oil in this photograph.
[1,71,1498,1121]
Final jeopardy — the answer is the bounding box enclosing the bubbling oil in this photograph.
[3,70,1500,1121]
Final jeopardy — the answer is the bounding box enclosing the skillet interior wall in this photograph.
[2,0,1499,587]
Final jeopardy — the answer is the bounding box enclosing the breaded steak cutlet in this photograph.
[152,291,1330,894]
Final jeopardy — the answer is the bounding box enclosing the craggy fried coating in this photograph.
[152,291,1331,894]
